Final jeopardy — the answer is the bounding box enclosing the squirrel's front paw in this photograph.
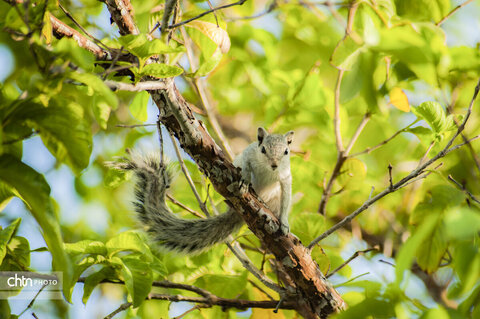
[280,222,290,235]
[239,178,252,192]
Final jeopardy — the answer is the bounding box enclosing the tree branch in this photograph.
[101,0,139,35]
[447,174,480,205]
[101,1,345,316]
[436,0,475,26]
[348,122,415,157]
[317,1,360,215]
[308,78,480,249]
[104,80,167,92]
[104,302,132,319]
[147,292,297,310]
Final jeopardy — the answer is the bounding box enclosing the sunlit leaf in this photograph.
[412,101,449,134]
[0,218,21,264]
[389,87,410,112]
[186,20,231,54]
[129,91,149,122]
[121,257,153,308]
[140,63,184,78]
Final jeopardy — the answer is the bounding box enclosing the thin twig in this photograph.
[19,284,48,316]
[445,86,480,176]
[59,2,111,52]
[379,259,395,267]
[206,0,219,27]
[103,302,132,319]
[248,279,275,301]
[436,0,474,26]
[173,305,203,319]
[399,163,443,189]
[273,294,286,313]
[156,120,164,166]
[417,141,435,167]
[180,27,234,160]
[227,0,278,21]
[333,272,370,288]
[308,78,480,249]
[168,131,210,217]
[166,193,205,218]
[115,123,156,128]
[388,164,393,189]
[334,69,345,152]
[317,2,360,215]
[349,122,416,157]
[226,241,284,293]
[167,0,247,30]
[447,175,480,205]
[326,248,376,278]
[344,113,371,154]
[147,292,296,310]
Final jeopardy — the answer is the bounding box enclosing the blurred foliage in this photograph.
[1,0,480,318]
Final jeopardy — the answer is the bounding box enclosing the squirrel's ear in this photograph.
[285,131,294,145]
[258,127,268,144]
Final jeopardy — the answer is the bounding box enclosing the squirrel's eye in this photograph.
[284,149,289,155]
[261,147,266,154]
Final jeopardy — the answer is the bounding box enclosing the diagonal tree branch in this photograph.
[308,78,480,249]
[97,0,345,317]
[101,0,139,35]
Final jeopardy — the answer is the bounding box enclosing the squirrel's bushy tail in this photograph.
[109,153,244,254]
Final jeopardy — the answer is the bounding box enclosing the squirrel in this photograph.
[110,127,294,254]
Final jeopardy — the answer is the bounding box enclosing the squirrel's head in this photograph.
[257,127,294,171]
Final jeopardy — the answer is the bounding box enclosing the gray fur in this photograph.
[109,153,243,254]
[109,127,293,254]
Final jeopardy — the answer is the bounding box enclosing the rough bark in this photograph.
[149,79,345,318]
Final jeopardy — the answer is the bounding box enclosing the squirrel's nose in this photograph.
[271,164,278,170]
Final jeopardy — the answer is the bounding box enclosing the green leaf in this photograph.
[453,243,480,296]
[419,306,450,319]
[458,284,480,315]
[415,218,447,273]
[395,0,450,22]
[445,207,480,240]
[0,182,16,211]
[65,240,107,256]
[118,34,185,61]
[406,126,433,143]
[0,300,11,319]
[7,236,30,270]
[5,100,92,174]
[54,38,95,71]
[82,267,113,304]
[412,101,449,134]
[193,48,223,77]
[92,99,111,130]
[337,158,367,189]
[120,257,153,308]
[106,231,150,258]
[129,91,149,122]
[194,273,247,299]
[0,155,50,214]
[395,214,439,286]
[69,72,118,109]
[0,155,73,301]
[330,36,365,71]
[139,63,184,79]
[0,218,21,264]
[335,298,395,318]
